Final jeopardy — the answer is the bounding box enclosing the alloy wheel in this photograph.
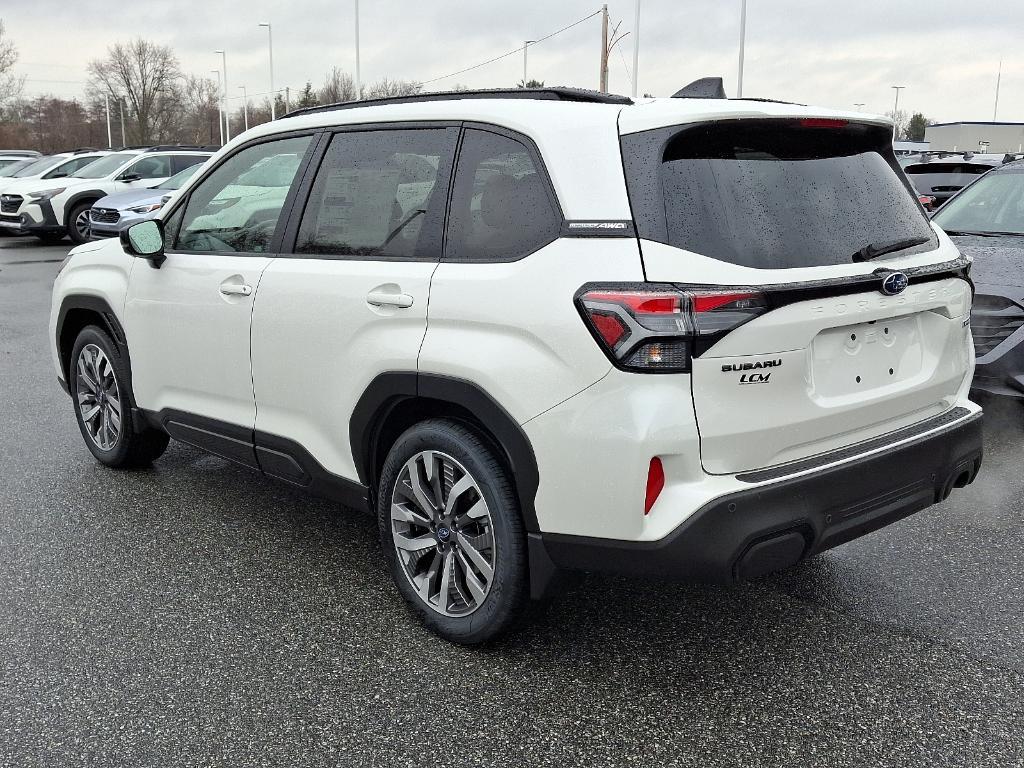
[75,344,122,451]
[74,209,91,240]
[390,450,496,617]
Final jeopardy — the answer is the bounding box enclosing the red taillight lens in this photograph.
[589,311,628,348]
[644,457,665,515]
[578,286,767,372]
[799,118,849,129]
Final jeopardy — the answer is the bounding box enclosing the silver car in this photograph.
[89,165,204,239]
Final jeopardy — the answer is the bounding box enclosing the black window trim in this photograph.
[279,120,462,262]
[160,128,325,259]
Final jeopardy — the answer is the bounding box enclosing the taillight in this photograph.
[577,285,767,372]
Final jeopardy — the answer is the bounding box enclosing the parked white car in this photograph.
[50,84,982,643]
[2,146,212,243]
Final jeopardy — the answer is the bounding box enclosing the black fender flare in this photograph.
[55,295,132,391]
[350,372,541,532]
[63,190,108,225]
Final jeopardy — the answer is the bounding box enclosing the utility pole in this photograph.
[211,70,224,146]
[737,0,747,98]
[891,85,905,140]
[631,0,640,98]
[285,86,291,114]
[239,86,249,130]
[104,94,112,149]
[599,5,609,93]
[118,99,126,147]
[994,59,1002,121]
[354,0,361,98]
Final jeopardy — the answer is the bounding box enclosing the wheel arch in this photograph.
[56,295,132,392]
[350,372,541,532]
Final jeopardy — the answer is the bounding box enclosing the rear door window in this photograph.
[621,119,936,269]
[294,127,456,260]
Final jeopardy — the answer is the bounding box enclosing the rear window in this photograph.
[621,119,936,269]
[905,163,992,176]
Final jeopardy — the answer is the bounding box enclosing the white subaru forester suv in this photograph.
[50,83,983,643]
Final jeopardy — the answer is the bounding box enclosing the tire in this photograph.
[69,325,169,468]
[67,202,94,245]
[378,419,528,644]
[35,232,65,244]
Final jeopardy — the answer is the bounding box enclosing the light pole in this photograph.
[631,0,640,98]
[211,70,224,146]
[118,98,126,147]
[891,85,905,140]
[737,0,747,98]
[216,50,230,142]
[523,40,534,86]
[104,94,112,149]
[259,22,275,119]
[239,86,249,130]
[354,0,361,98]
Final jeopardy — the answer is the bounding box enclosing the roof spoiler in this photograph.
[671,77,726,99]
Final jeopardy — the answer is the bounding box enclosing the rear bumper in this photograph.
[529,409,983,592]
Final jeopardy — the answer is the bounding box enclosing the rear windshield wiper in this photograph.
[941,229,1017,238]
[851,235,930,262]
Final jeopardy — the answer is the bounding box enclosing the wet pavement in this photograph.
[2,237,1022,767]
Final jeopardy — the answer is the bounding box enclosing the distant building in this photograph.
[925,121,1024,153]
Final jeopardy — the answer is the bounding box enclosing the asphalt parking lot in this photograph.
[2,237,1023,768]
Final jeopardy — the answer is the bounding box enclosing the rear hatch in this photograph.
[619,111,973,475]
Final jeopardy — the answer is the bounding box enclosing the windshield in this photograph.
[156,165,201,191]
[12,156,63,178]
[0,158,35,177]
[621,119,936,269]
[933,169,1024,236]
[71,152,136,179]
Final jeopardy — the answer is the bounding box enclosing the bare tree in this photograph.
[886,109,910,141]
[320,66,357,104]
[365,78,422,99]
[88,39,182,145]
[178,75,220,145]
[0,20,25,112]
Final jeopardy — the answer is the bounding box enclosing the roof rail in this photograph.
[283,87,633,118]
[143,144,219,152]
[66,147,101,154]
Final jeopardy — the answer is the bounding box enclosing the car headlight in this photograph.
[29,187,66,202]
[127,202,164,214]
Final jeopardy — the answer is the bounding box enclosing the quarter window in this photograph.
[445,129,560,262]
[295,128,454,260]
[174,135,312,254]
[171,155,208,174]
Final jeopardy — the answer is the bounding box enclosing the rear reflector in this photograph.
[577,286,767,372]
[644,457,665,515]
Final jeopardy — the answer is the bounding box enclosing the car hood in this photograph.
[953,235,1024,289]
[2,177,80,195]
[94,188,165,210]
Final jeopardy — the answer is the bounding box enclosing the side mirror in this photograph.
[120,220,165,267]
[119,172,141,182]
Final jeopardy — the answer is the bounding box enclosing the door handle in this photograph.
[366,290,414,308]
[219,283,253,297]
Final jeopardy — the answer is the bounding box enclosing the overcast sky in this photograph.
[5,0,1022,123]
